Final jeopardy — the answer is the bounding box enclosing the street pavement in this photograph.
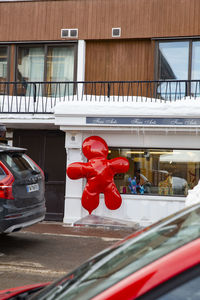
[0,219,138,290]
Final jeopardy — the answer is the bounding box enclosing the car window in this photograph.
[32,204,200,300]
[0,166,6,180]
[138,264,200,300]
[0,152,40,178]
[156,276,200,300]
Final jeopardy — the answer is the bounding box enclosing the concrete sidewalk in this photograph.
[22,215,140,239]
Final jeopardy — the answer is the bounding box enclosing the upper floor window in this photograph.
[191,41,200,80]
[16,44,76,96]
[157,40,200,99]
[0,46,9,95]
[0,47,8,82]
[158,41,189,80]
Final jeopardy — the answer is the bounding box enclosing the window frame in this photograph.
[155,38,200,82]
[0,45,10,82]
[15,42,78,82]
[154,38,200,99]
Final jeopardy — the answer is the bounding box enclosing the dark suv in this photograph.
[0,143,46,234]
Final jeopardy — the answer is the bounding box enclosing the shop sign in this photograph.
[86,117,200,126]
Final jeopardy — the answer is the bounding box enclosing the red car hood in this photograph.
[0,282,49,300]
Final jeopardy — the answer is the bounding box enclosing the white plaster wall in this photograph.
[64,132,85,223]
[82,131,200,149]
[92,195,185,227]
[77,40,86,82]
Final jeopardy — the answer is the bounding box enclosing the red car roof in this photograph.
[93,238,200,300]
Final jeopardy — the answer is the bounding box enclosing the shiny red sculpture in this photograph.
[67,136,129,214]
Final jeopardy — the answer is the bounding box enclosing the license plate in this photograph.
[26,183,39,193]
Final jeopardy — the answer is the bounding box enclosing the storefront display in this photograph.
[109,148,199,197]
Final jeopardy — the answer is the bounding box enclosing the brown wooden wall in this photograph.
[85,40,155,81]
[0,0,200,42]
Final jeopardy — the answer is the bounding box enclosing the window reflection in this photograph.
[108,148,200,196]
[157,40,200,99]
[159,42,189,80]
[192,42,200,80]
[46,46,75,97]
[17,45,75,97]
[191,41,200,97]
[17,47,44,96]
[158,42,189,100]
[0,47,8,95]
[156,275,200,300]
[0,47,8,81]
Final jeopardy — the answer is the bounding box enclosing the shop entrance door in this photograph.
[13,130,66,221]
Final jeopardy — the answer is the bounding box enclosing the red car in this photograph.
[0,203,200,300]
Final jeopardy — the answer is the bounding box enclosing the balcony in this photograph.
[0,80,199,114]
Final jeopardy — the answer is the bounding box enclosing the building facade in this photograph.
[0,0,200,224]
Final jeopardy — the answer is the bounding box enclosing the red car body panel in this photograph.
[0,282,49,300]
[0,237,199,300]
[93,238,200,300]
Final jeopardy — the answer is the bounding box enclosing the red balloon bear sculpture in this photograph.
[66,136,129,214]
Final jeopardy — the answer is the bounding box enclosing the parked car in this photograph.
[0,202,199,299]
[144,170,188,196]
[0,143,46,234]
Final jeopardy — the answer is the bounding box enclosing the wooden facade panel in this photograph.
[85,40,154,82]
[0,0,200,41]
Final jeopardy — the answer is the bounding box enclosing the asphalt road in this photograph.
[0,223,134,290]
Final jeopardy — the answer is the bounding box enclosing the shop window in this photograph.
[16,44,76,97]
[108,148,200,197]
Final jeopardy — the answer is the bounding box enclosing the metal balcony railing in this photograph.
[0,80,199,114]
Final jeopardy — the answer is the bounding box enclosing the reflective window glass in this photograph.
[158,42,189,100]
[155,275,200,300]
[17,47,44,82]
[0,152,40,178]
[191,41,200,96]
[159,42,189,80]
[0,47,8,94]
[46,46,75,96]
[191,41,200,80]
[17,45,75,97]
[108,148,200,196]
[0,47,8,81]
[17,47,44,96]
